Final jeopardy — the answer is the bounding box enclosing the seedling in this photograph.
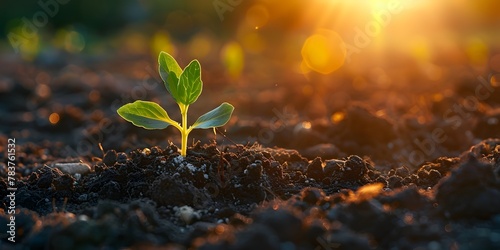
[117,52,234,156]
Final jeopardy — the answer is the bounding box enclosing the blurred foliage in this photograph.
[0,0,227,39]
[1,0,140,36]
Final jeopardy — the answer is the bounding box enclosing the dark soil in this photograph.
[1,55,500,249]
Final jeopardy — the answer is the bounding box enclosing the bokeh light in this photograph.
[49,113,60,125]
[53,29,86,53]
[220,41,244,79]
[151,31,176,58]
[301,29,346,75]
[7,25,40,61]
[331,111,345,124]
[65,30,85,53]
[301,121,312,129]
[491,74,500,87]
[88,90,100,103]
[245,4,270,29]
[35,84,51,99]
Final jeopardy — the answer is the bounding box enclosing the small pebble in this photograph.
[53,163,91,175]
[176,205,200,224]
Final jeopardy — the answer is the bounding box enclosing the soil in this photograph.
[1,55,500,249]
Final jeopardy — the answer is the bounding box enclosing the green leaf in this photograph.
[177,60,203,105]
[158,51,182,81]
[117,100,178,129]
[166,71,180,103]
[191,102,234,129]
[158,52,182,97]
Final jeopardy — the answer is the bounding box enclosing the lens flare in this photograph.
[301,29,346,74]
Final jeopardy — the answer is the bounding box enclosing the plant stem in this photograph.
[180,104,189,156]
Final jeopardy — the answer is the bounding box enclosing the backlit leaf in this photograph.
[191,102,234,129]
[158,51,182,98]
[117,100,177,129]
[177,59,203,105]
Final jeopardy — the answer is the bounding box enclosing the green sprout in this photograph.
[117,52,234,156]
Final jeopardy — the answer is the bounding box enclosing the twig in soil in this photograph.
[63,197,68,212]
[217,148,231,186]
[91,143,105,162]
[99,143,104,157]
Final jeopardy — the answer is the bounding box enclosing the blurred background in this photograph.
[1,0,499,72]
[1,0,499,167]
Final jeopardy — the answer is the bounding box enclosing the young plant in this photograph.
[117,52,234,156]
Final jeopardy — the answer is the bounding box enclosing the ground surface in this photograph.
[1,55,500,249]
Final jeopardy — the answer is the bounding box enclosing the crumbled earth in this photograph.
[1,56,500,249]
[1,139,500,249]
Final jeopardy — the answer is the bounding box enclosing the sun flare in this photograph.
[295,0,449,73]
